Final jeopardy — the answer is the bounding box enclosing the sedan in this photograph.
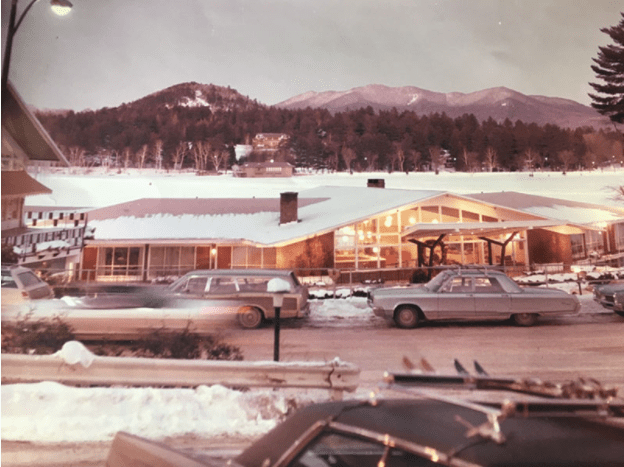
[368,269,581,328]
[1,265,54,305]
[593,281,624,314]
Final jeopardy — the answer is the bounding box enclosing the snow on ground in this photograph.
[26,168,624,209]
[3,168,622,444]
[1,290,608,443]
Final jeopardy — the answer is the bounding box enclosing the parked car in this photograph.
[593,281,624,315]
[1,265,54,305]
[613,290,624,317]
[107,373,624,467]
[1,269,309,337]
[167,269,309,329]
[368,269,580,328]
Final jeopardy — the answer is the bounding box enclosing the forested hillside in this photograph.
[36,82,623,173]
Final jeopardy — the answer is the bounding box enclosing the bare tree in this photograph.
[67,146,86,167]
[557,149,575,174]
[341,145,357,174]
[523,148,539,174]
[192,141,211,172]
[428,146,446,174]
[122,147,132,170]
[608,185,624,203]
[484,147,498,172]
[172,142,188,170]
[153,140,164,170]
[462,148,477,173]
[135,144,149,170]
[407,149,421,173]
[211,149,228,173]
[391,142,405,173]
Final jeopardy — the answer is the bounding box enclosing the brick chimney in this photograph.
[280,192,298,224]
[367,178,385,188]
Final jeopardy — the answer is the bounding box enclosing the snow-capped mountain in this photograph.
[275,84,609,129]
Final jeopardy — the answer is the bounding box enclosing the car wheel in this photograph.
[615,311,624,318]
[394,305,420,329]
[238,306,263,329]
[512,313,538,326]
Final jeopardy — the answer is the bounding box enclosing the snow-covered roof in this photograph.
[468,191,624,225]
[87,186,443,246]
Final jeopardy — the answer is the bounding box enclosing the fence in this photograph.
[1,353,360,400]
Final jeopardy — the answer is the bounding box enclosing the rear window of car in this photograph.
[17,271,44,288]
[1,270,17,288]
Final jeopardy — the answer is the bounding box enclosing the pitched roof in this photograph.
[1,81,69,166]
[467,191,624,225]
[86,186,443,246]
[1,171,52,197]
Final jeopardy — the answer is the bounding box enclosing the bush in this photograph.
[2,318,243,361]
[93,326,244,361]
[1,315,75,355]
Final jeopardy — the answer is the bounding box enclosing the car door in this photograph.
[473,276,511,318]
[437,276,475,319]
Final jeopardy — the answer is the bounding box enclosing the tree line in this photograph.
[37,102,623,174]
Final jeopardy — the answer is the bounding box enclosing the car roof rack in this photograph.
[382,358,624,419]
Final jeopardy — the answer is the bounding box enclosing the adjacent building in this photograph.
[1,81,85,271]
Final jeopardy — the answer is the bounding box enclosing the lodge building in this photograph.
[80,183,624,282]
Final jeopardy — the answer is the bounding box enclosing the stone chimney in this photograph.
[367,178,385,188]
[280,192,298,224]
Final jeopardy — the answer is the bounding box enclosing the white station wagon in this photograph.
[369,269,581,328]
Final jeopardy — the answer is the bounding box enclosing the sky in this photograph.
[1,0,622,112]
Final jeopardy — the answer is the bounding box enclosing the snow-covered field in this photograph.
[26,167,624,208]
[2,168,622,444]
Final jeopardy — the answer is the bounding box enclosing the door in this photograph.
[473,276,511,318]
[437,276,475,319]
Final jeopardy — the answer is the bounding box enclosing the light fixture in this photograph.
[51,0,73,16]
[2,0,74,102]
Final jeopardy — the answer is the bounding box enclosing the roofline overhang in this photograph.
[4,81,70,167]
[401,219,563,239]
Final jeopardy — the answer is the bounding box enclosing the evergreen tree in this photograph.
[589,12,624,126]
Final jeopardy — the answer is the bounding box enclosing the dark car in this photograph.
[107,369,624,467]
[594,281,624,315]
[614,290,624,317]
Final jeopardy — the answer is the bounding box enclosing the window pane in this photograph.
[150,247,165,267]
[180,247,195,268]
[17,271,43,287]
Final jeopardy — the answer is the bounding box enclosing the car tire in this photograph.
[512,313,538,326]
[238,306,264,329]
[394,305,420,329]
[615,311,624,318]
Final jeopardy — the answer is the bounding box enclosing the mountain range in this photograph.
[35,82,610,130]
[275,84,610,129]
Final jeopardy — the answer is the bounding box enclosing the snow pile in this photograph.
[53,341,96,368]
[1,382,324,443]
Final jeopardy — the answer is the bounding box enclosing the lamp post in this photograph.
[1,0,73,103]
[267,277,291,362]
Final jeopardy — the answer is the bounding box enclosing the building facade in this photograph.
[78,185,624,282]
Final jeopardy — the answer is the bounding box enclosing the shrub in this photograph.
[1,315,75,355]
[93,326,244,361]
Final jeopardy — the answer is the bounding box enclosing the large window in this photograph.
[149,246,195,278]
[98,247,143,277]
